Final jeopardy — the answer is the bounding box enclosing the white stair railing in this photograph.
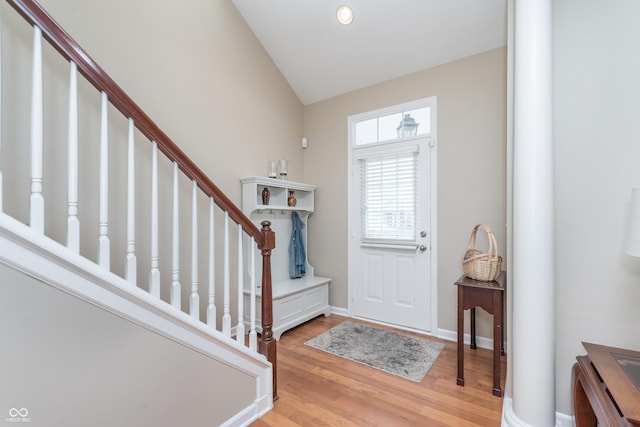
[190,180,199,320]
[236,226,245,342]
[125,118,137,284]
[66,61,79,253]
[207,197,216,329]
[171,162,181,309]
[98,91,110,270]
[149,141,161,298]
[249,236,257,351]
[29,25,44,233]
[0,9,3,214]
[2,0,278,398]
[19,19,266,345]
[223,212,232,337]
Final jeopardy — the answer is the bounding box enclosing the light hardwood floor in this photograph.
[251,314,506,427]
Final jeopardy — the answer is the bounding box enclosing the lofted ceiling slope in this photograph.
[232,0,507,105]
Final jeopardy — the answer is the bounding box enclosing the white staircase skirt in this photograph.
[0,213,272,426]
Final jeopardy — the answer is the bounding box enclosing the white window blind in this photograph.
[360,151,417,243]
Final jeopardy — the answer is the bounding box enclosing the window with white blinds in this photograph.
[359,150,417,244]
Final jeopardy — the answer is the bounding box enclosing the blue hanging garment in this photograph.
[289,212,306,278]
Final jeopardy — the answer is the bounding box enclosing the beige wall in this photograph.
[0,1,299,421]
[31,0,507,341]
[303,47,507,337]
[2,1,505,339]
[0,263,255,426]
[0,0,304,318]
[10,0,640,418]
[35,0,304,190]
[553,0,640,415]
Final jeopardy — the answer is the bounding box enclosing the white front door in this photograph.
[348,98,436,333]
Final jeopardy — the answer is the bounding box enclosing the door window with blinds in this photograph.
[357,148,418,245]
[351,100,432,248]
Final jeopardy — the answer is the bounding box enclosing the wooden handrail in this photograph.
[6,0,263,245]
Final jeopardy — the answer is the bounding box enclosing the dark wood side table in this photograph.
[573,342,640,427]
[455,272,505,397]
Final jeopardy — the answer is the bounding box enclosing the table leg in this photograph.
[501,291,505,355]
[492,290,502,397]
[470,307,477,349]
[572,362,597,427]
[457,286,464,386]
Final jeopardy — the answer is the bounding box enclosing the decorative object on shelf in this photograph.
[287,190,297,207]
[396,113,419,138]
[268,160,278,179]
[460,223,502,281]
[278,159,288,180]
[261,187,270,205]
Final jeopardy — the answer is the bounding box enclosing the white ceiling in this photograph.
[231,0,507,105]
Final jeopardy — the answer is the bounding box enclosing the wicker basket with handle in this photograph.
[460,223,502,281]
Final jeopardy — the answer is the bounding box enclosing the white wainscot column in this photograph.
[503,0,556,426]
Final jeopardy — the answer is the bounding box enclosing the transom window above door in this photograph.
[354,106,430,145]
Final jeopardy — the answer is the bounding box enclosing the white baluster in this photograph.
[66,61,79,253]
[190,180,199,320]
[0,13,3,213]
[170,162,180,309]
[97,91,110,269]
[125,118,137,284]
[149,142,160,297]
[222,212,231,336]
[249,237,257,351]
[29,26,44,233]
[236,225,245,342]
[207,197,216,329]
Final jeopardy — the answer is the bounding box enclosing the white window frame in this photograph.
[355,144,420,245]
[347,96,438,328]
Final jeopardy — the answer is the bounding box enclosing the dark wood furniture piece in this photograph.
[455,272,505,397]
[573,342,640,427]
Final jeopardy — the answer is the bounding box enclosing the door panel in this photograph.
[364,254,384,301]
[352,136,433,332]
[395,256,415,305]
[355,244,430,331]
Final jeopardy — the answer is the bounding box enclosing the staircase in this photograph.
[0,0,276,425]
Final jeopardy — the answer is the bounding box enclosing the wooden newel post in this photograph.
[258,220,277,400]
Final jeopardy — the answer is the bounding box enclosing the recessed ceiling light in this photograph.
[336,5,353,25]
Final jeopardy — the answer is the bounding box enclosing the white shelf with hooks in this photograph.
[241,177,331,340]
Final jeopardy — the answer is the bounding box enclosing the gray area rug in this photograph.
[304,320,445,383]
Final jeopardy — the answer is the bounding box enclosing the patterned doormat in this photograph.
[304,320,445,383]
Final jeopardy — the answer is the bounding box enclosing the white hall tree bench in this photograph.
[241,177,331,340]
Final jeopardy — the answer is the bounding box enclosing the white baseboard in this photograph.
[330,306,349,317]
[555,411,575,427]
[331,311,502,352]
[437,327,501,352]
[501,397,574,427]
